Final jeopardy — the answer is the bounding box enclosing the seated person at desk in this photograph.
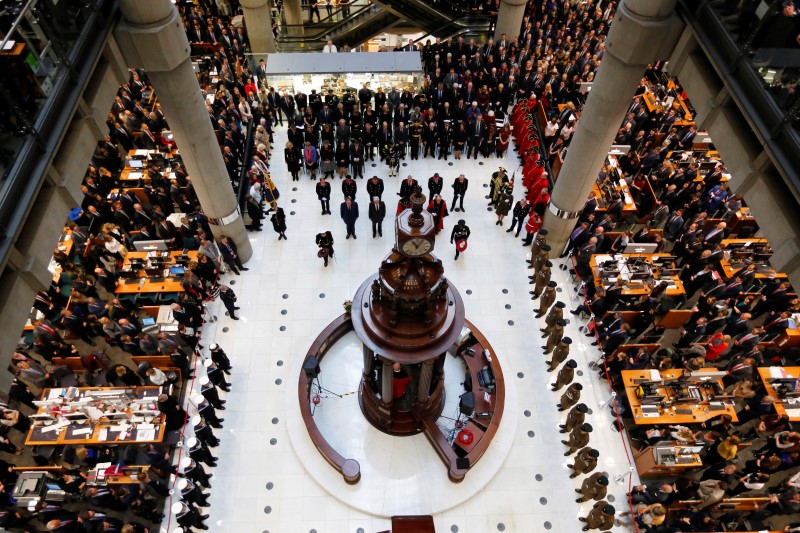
[106,364,143,386]
[75,445,117,468]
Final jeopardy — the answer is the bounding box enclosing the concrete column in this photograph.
[114,0,252,261]
[283,0,304,37]
[416,360,434,404]
[540,0,684,253]
[380,359,393,409]
[494,0,526,42]
[362,345,374,381]
[240,0,277,54]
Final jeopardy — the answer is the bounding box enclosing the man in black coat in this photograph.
[340,197,359,239]
[366,176,384,200]
[451,174,468,212]
[219,285,239,320]
[316,177,332,215]
[368,197,386,238]
[508,198,531,237]
[245,195,263,231]
[218,235,248,275]
[467,115,487,159]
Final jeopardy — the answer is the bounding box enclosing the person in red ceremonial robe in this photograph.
[532,187,550,216]
[427,195,449,234]
[522,211,544,246]
[392,363,410,400]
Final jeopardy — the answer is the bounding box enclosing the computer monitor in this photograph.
[141,316,156,327]
[608,144,631,156]
[641,395,665,405]
[30,413,57,425]
[118,269,139,280]
[629,242,660,254]
[660,268,681,277]
[144,267,165,277]
[652,256,678,264]
[62,412,90,424]
[630,271,650,281]
[685,371,727,382]
[169,266,185,276]
[132,240,169,252]
[101,412,130,422]
[127,159,144,169]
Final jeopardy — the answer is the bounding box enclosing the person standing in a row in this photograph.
[369,196,386,238]
[341,196,359,239]
[271,207,287,240]
[316,176,331,215]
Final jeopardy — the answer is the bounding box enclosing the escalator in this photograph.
[370,0,492,39]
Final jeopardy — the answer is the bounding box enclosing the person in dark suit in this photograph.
[368,197,386,238]
[467,115,487,159]
[340,197,359,239]
[218,235,248,275]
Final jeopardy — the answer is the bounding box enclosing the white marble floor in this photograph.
[169,123,638,533]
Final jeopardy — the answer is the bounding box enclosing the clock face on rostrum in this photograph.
[401,237,432,256]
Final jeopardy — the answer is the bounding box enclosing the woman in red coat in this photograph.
[496,124,512,158]
[427,195,449,233]
[705,333,731,362]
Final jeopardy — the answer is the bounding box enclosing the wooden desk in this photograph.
[591,254,685,297]
[758,366,800,421]
[623,368,738,425]
[591,181,637,215]
[453,419,486,455]
[634,444,703,477]
[668,497,768,513]
[26,386,165,446]
[119,149,179,182]
[718,238,785,280]
[115,251,197,294]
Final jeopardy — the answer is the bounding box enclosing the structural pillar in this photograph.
[416,360,434,404]
[362,345,374,381]
[540,0,683,253]
[380,358,394,409]
[240,0,277,54]
[114,0,252,261]
[494,0,526,42]
[283,0,304,37]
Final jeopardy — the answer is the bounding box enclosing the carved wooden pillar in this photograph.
[417,360,435,403]
[362,346,375,382]
[380,358,394,409]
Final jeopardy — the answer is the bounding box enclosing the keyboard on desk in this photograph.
[675,408,694,415]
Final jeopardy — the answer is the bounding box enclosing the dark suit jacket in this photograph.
[368,201,386,221]
[340,202,359,224]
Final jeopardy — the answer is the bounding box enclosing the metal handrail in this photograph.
[0,0,38,52]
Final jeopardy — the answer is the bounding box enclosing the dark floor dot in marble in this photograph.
[229,279,236,285]
[271,418,279,425]
[487,207,493,211]
[282,294,289,299]
[451,526,459,532]
[497,524,505,531]
[270,438,278,445]
[535,474,543,481]
[222,327,229,333]
[528,430,535,438]
[448,162,453,166]
[291,199,297,203]
[556,287,562,292]
[280,325,286,331]
[281,309,287,315]
[402,163,408,167]
[544,522,552,530]
[290,211,296,215]
[607,494,615,502]
[466,289,472,295]
[485,194,490,198]
[540,497,548,505]
[264,506,272,514]
[224,311,229,317]
[524,410,531,417]
[292,187,297,191]
[479,161,484,166]
[266,482,274,490]
[508,320,514,326]
[319,293,325,298]
[310,529,317,533]
[586,408,593,415]
[505,304,511,309]
[576,370,584,377]
[502,288,508,294]
[275,379,282,385]
[357,529,365,533]
[517,372,524,379]
[372,163,377,167]
[483,183,488,187]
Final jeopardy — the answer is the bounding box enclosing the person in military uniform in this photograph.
[409,119,423,160]
[350,139,365,179]
[530,260,552,298]
[576,472,609,502]
[568,447,600,479]
[384,141,400,177]
[451,174,468,212]
[543,318,565,355]
[529,243,551,275]
[558,382,583,411]
[559,402,587,434]
[528,228,548,258]
[551,358,576,391]
[488,167,509,206]
[547,336,572,372]
[494,184,514,226]
[342,175,357,201]
[541,300,565,335]
[563,422,593,455]
[316,176,332,215]
[316,231,334,267]
[508,197,531,237]
[438,122,452,160]
[535,280,557,318]
[580,501,615,531]
[450,219,471,260]
[428,173,444,199]
[366,175,385,201]
[399,175,419,200]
